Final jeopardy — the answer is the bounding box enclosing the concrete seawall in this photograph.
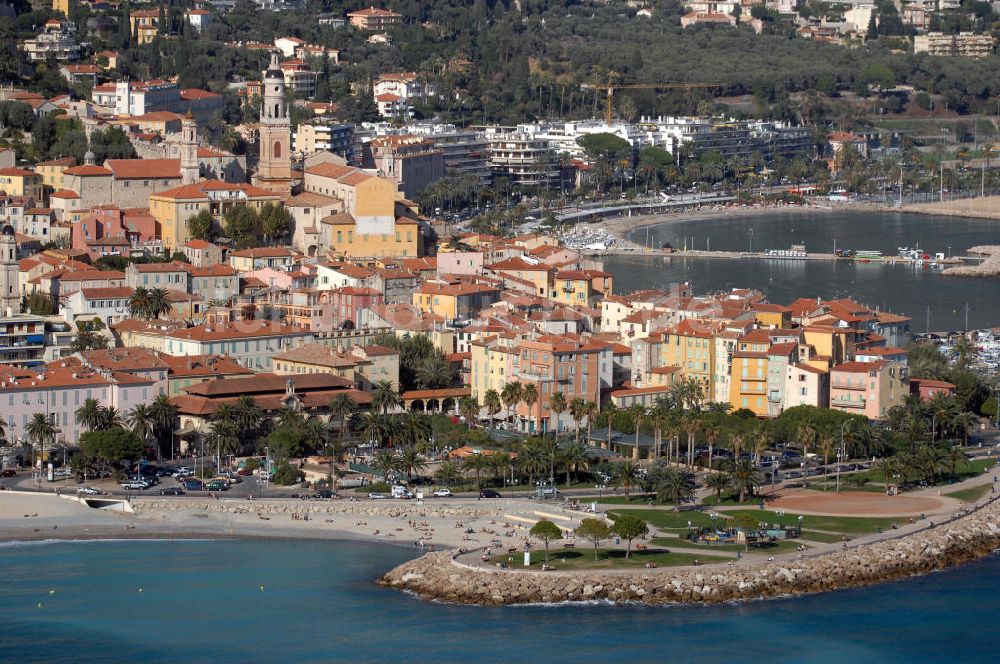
[379,501,1000,606]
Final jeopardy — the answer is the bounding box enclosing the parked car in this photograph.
[391,485,413,499]
[183,479,205,491]
[368,492,388,499]
[77,486,100,495]
[237,468,253,476]
[432,489,452,498]
[121,481,148,490]
[1,468,16,477]
[159,487,185,496]
[479,489,501,498]
[205,480,228,492]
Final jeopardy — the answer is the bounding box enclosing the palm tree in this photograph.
[796,422,816,460]
[751,427,769,466]
[682,415,701,468]
[233,395,263,437]
[127,286,150,319]
[626,404,646,460]
[612,459,638,499]
[549,391,567,436]
[97,406,124,431]
[569,397,587,444]
[654,469,696,511]
[559,441,591,485]
[489,451,513,487]
[705,472,731,500]
[327,393,357,449]
[208,419,240,469]
[482,389,502,425]
[26,413,55,467]
[463,453,490,488]
[818,434,834,490]
[147,287,172,319]
[603,402,617,448]
[372,380,401,415]
[400,410,431,449]
[358,412,387,449]
[149,394,178,459]
[731,459,763,503]
[946,445,967,480]
[582,401,598,443]
[415,354,454,389]
[874,457,897,494]
[397,447,426,479]
[434,460,462,488]
[458,395,480,430]
[372,449,399,483]
[517,438,548,485]
[521,384,538,433]
[129,404,155,456]
[500,381,523,426]
[703,424,721,471]
[75,397,102,432]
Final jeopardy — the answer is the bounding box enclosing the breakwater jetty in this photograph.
[380,498,1000,606]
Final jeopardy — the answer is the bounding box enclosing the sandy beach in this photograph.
[901,196,1000,221]
[0,491,541,551]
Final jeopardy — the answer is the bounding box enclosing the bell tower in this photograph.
[252,51,293,194]
[180,109,200,185]
[0,224,20,315]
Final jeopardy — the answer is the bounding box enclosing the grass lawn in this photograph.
[701,495,757,506]
[722,510,897,534]
[944,484,992,503]
[609,508,717,530]
[649,537,808,555]
[799,531,844,543]
[596,493,659,505]
[489,547,728,570]
[612,507,896,535]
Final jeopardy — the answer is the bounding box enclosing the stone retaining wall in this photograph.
[133,498,504,521]
[379,501,1000,605]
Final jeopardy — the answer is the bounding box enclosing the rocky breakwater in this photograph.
[133,498,505,521]
[380,501,1000,606]
[943,246,1000,278]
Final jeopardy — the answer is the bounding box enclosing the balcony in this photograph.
[831,381,866,391]
[831,397,866,409]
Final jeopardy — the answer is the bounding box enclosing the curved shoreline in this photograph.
[379,496,1000,606]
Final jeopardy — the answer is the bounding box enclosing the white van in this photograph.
[391,485,413,499]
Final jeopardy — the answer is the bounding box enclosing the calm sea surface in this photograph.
[606,210,1000,332]
[0,539,996,663]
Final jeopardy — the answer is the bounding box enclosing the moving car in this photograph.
[368,492,388,499]
[183,479,205,491]
[205,480,228,492]
[1,468,17,477]
[479,489,501,498]
[391,485,413,499]
[432,489,452,498]
[77,486,100,495]
[159,487,185,496]
[121,481,148,490]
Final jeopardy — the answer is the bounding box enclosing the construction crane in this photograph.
[582,74,719,124]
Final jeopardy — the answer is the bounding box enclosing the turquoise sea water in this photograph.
[0,539,996,663]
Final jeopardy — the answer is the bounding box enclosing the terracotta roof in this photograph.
[105,159,180,179]
[181,239,217,250]
[184,372,351,397]
[0,168,38,177]
[157,352,254,378]
[78,286,133,299]
[166,320,312,342]
[83,347,168,372]
[188,264,236,277]
[832,360,887,373]
[305,163,356,179]
[153,180,279,200]
[230,247,295,259]
[36,157,76,167]
[63,165,112,177]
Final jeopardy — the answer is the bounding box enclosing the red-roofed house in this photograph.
[830,360,908,419]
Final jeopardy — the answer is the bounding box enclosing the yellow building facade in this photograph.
[150,182,281,250]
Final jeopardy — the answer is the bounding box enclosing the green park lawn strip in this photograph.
[722,510,897,534]
[799,531,844,543]
[489,548,728,570]
[609,509,717,530]
[944,484,992,503]
[649,538,808,555]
